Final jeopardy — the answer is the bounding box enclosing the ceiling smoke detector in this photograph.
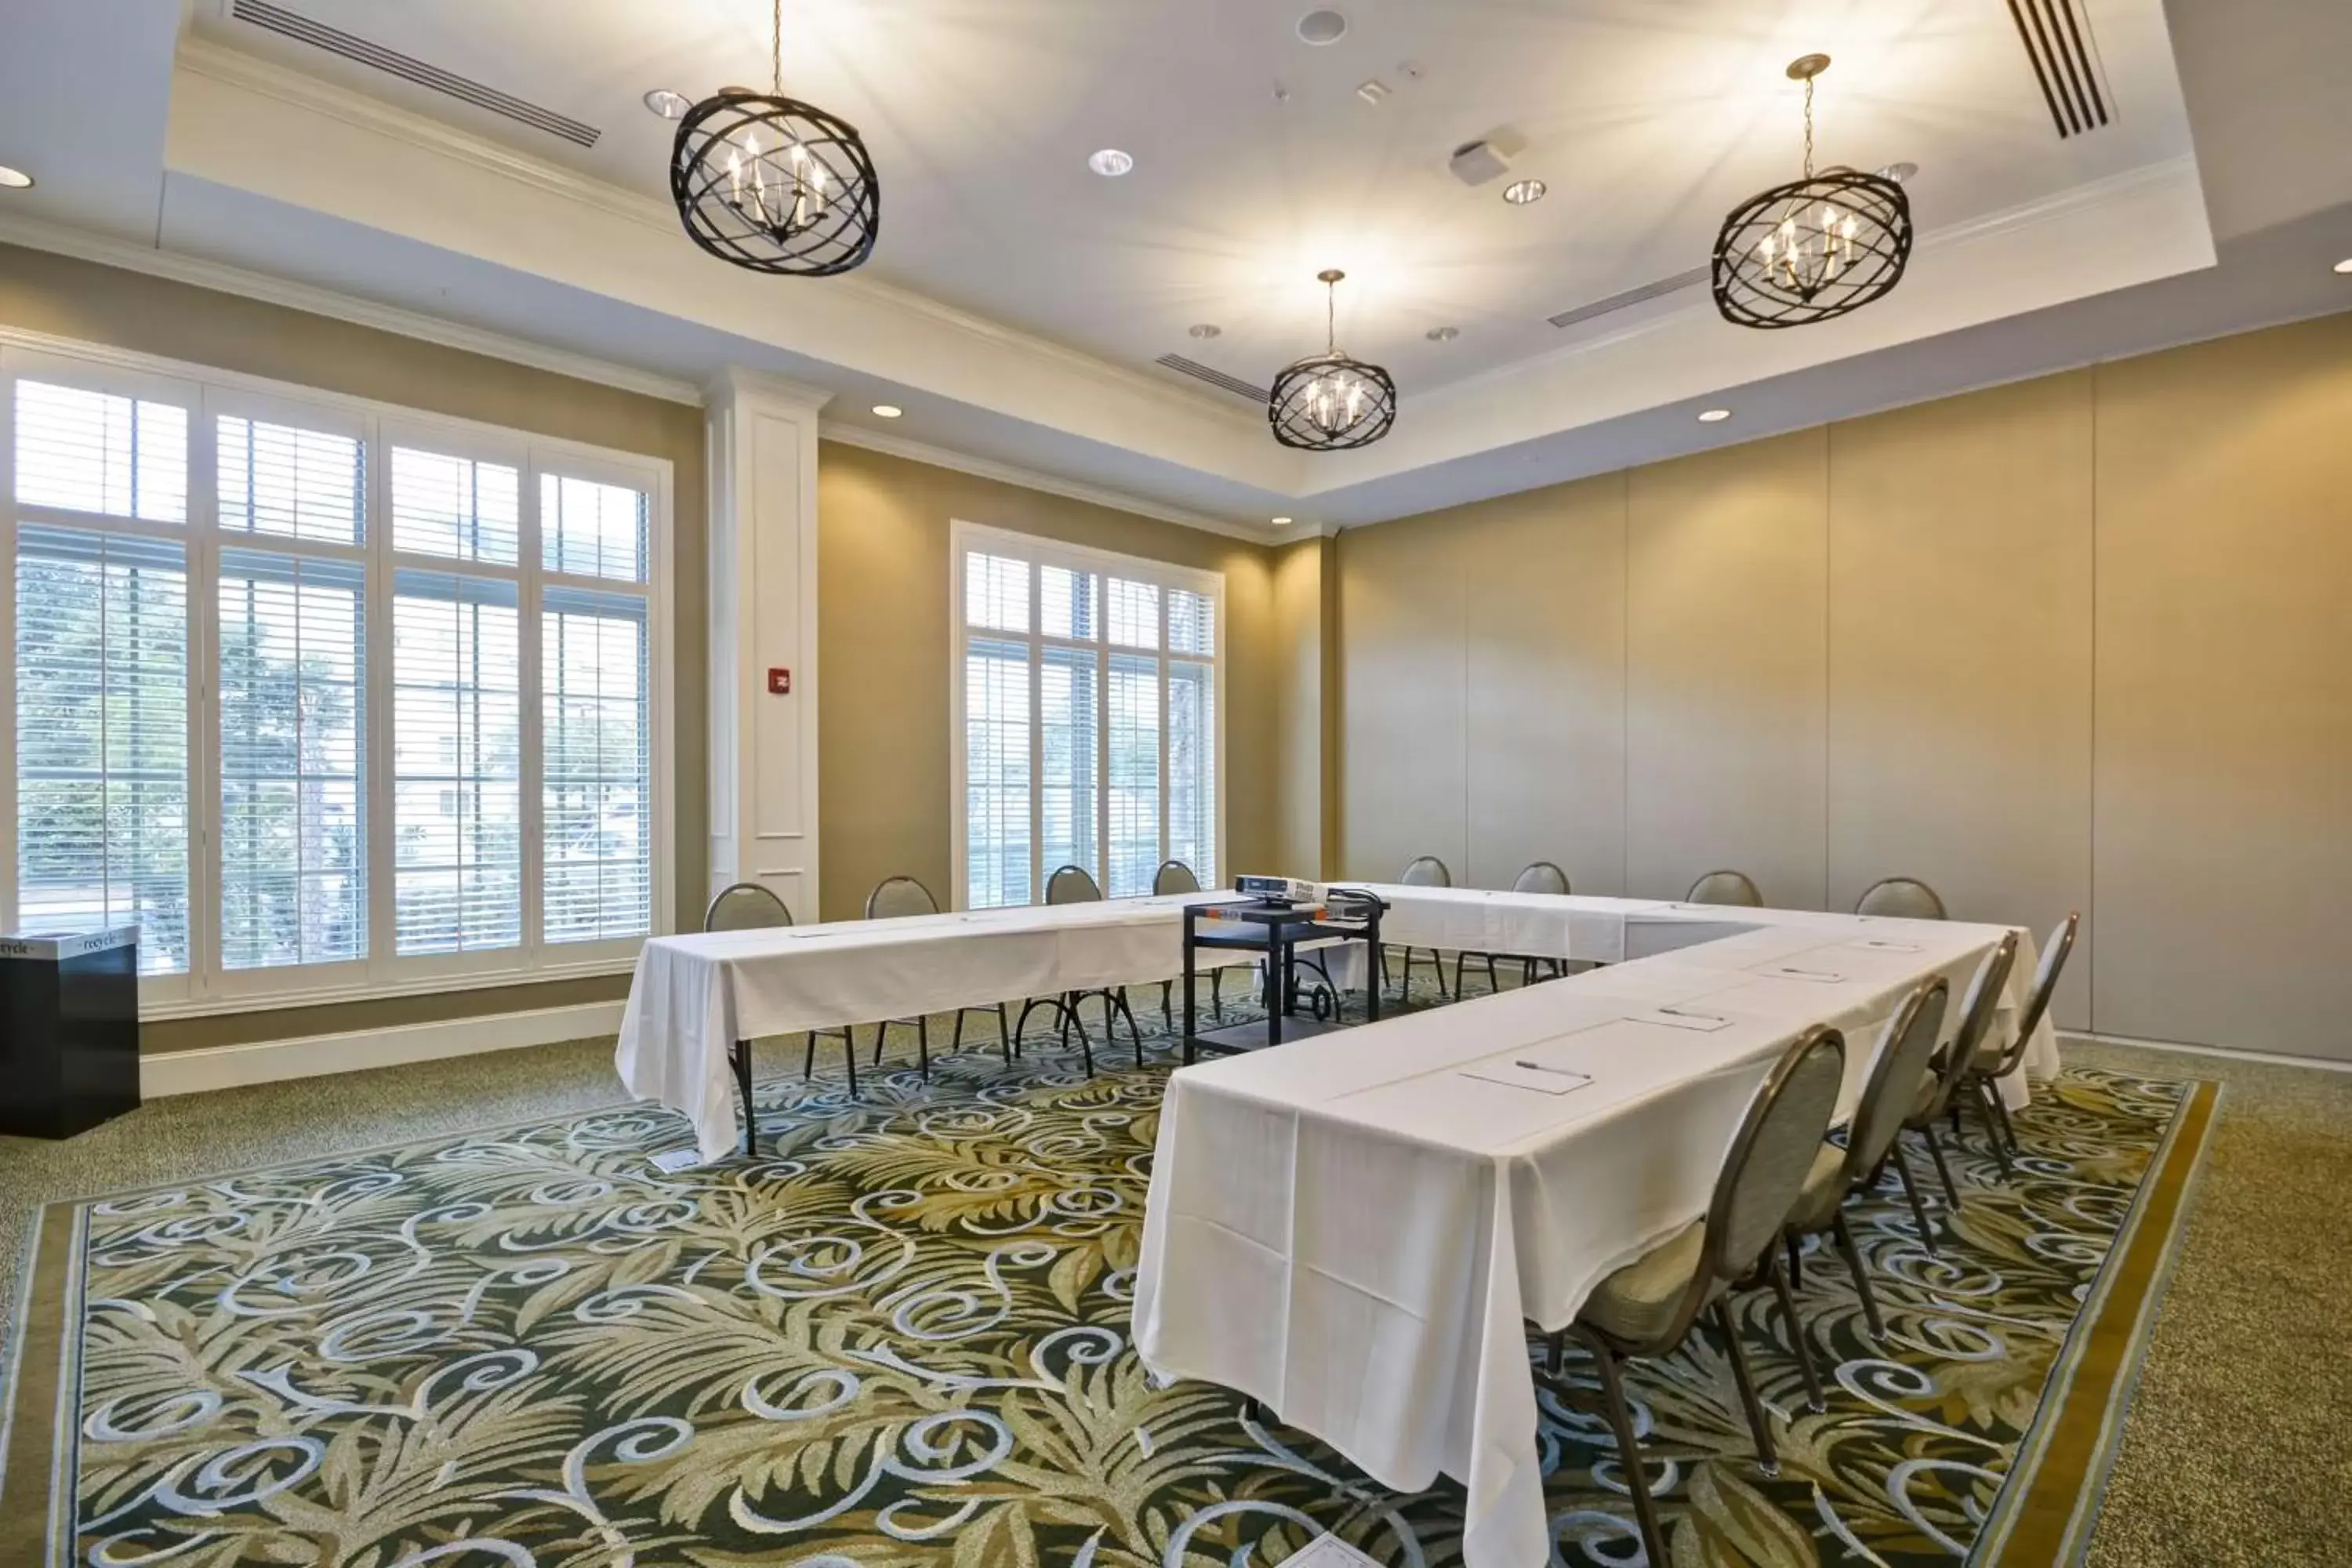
[1297,9,1348,45]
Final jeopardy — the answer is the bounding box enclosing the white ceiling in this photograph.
[184,0,2196,400]
[0,0,2347,535]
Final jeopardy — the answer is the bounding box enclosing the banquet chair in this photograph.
[1779,979,1947,1345]
[1902,933,2018,1225]
[862,875,1014,1076]
[1011,864,1145,1074]
[1452,860,1574,997]
[1962,913,2078,1173]
[1686,869,1764,906]
[1387,855,1454,1002]
[1854,876,1947,920]
[1542,1025,1846,1566]
[1152,859,1225,1027]
[702,883,862,1118]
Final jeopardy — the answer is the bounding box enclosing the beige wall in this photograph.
[1337,309,2352,1058]
[0,243,706,1051]
[816,441,1286,922]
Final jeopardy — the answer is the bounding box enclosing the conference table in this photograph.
[1130,897,2053,1568]
[615,887,2056,1568]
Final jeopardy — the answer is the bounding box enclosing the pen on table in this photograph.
[1514,1060,1585,1076]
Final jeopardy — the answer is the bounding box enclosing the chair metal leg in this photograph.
[1975,1081,2016,1178]
[1210,967,1223,1022]
[1765,1251,1825,1415]
[1118,988,1145,1067]
[800,1032,815,1080]
[841,1029,858,1098]
[1785,1232,1802,1290]
[1453,949,1468,1000]
[1160,979,1174,1029]
[1485,953,1501,994]
[952,1009,966,1052]
[997,1003,1013,1064]
[1578,1328,1667,1568]
[1712,1298,1778,1476]
[1831,1210,1886,1343]
[1545,1327,1566,1377]
[1988,1083,2023,1155]
[916,1014,930,1080]
[1890,1141,1939,1256]
[872,1022,888,1065]
[1922,1123,1962,1211]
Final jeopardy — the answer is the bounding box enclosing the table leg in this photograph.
[731,1040,757,1156]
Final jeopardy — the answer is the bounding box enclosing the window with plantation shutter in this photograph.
[391,568,523,955]
[3,345,670,1012]
[542,587,650,942]
[218,550,366,969]
[13,526,191,973]
[951,524,1221,909]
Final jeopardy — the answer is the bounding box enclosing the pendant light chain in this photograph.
[1802,74,1815,180]
[771,0,784,95]
[1326,278,1337,354]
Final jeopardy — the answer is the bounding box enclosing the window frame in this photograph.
[947,518,1225,910]
[0,331,675,1019]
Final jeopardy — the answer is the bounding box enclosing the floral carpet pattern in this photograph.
[42,995,2190,1568]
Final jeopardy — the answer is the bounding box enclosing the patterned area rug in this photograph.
[3,994,2209,1568]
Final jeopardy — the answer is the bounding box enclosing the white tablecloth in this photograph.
[619,894,1257,1160]
[1131,911,2057,1568]
[619,888,2058,1163]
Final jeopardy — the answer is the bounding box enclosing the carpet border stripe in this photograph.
[1971,1076,2221,1566]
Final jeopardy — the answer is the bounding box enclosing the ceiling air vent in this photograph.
[229,0,602,148]
[2003,0,2112,138]
[1154,354,1271,405]
[1547,266,1709,331]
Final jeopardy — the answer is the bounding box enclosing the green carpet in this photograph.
[2,997,2202,1568]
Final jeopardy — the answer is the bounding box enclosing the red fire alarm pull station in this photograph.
[768,668,792,695]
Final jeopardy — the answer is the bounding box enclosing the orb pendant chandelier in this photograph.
[670,0,878,276]
[1711,55,1910,329]
[1269,270,1397,451]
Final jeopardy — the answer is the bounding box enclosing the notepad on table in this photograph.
[1459,1060,1595,1095]
[1763,964,1847,983]
[1635,1005,1734,1033]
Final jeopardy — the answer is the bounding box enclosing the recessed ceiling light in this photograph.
[1088,148,1135,177]
[872,404,903,419]
[0,165,33,190]
[1426,326,1460,342]
[1271,516,1294,526]
[1297,9,1348,45]
[1876,161,1919,185]
[1502,178,1547,206]
[643,89,691,120]
[2335,257,2352,274]
[1698,408,1733,423]
[1189,323,1222,339]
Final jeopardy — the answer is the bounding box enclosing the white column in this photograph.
[705,368,832,924]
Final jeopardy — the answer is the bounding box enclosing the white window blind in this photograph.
[13,526,191,973]
[391,568,522,954]
[953,526,1221,909]
[218,550,367,969]
[543,587,650,943]
[14,380,187,524]
[390,446,519,565]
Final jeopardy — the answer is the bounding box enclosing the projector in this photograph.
[1234,874,1322,906]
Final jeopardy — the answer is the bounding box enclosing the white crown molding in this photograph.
[172,37,1258,434]
[818,423,1276,545]
[0,209,706,405]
